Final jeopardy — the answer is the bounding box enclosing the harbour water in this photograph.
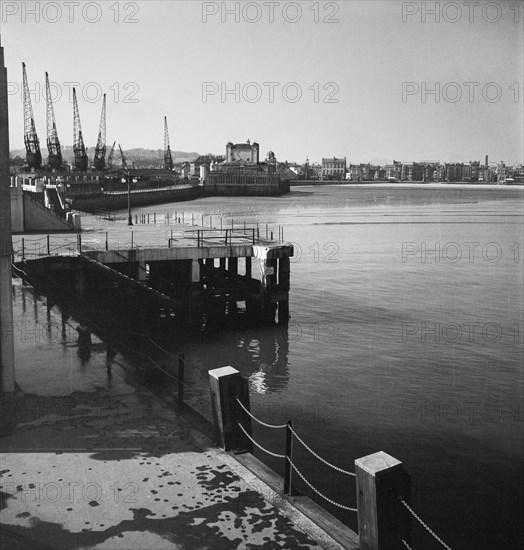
[13,184,523,549]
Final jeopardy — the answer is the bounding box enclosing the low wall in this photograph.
[70,186,202,212]
[11,187,74,233]
[202,182,290,196]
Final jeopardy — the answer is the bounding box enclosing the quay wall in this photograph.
[11,186,73,233]
[202,181,290,196]
[70,181,290,212]
[70,186,201,213]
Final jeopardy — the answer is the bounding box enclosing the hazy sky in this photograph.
[1,0,523,163]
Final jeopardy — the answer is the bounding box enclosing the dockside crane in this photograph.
[107,140,116,170]
[94,94,106,170]
[164,116,174,170]
[72,87,88,171]
[45,71,62,169]
[22,62,42,169]
[118,143,128,169]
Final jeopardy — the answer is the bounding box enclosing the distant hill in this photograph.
[10,147,201,166]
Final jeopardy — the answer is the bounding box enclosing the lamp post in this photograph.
[121,174,137,226]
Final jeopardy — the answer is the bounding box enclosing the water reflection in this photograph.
[187,324,290,394]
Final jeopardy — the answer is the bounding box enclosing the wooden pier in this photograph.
[11,219,293,359]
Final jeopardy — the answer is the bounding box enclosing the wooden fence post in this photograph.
[355,451,410,550]
[208,366,252,452]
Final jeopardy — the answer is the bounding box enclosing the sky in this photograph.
[1,0,523,164]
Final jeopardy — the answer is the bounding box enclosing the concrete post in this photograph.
[228,257,238,278]
[191,259,200,283]
[355,451,410,550]
[208,366,252,452]
[0,37,15,393]
[278,257,290,291]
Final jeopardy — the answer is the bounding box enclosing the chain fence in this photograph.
[236,398,288,429]
[287,457,357,512]
[399,497,453,550]
[237,423,286,459]
[289,424,355,476]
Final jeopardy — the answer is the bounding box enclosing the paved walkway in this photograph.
[0,365,335,549]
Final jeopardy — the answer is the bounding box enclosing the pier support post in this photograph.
[219,258,226,271]
[191,260,200,283]
[75,270,86,296]
[355,451,410,550]
[228,257,238,278]
[245,257,252,279]
[208,366,252,452]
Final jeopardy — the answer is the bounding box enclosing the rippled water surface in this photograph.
[14,185,524,549]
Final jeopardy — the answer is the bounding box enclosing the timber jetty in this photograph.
[12,218,293,366]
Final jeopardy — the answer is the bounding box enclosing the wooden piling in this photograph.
[355,451,410,550]
[208,366,252,452]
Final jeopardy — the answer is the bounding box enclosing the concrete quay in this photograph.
[0,360,350,549]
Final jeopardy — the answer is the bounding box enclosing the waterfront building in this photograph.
[348,164,361,181]
[512,164,524,183]
[496,161,506,182]
[205,141,288,194]
[386,161,402,181]
[322,157,347,180]
[469,161,480,182]
[444,163,464,182]
[401,162,424,181]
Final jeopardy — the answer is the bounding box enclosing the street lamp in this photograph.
[121,175,138,226]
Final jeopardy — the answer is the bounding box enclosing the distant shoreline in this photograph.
[291,180,523,189]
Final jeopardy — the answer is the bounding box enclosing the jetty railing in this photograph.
[208,366,455,550]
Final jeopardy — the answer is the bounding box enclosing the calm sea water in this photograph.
[14,185,523,549]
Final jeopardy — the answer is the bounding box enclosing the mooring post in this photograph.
[46,235,50,256]
[105,232,108,251]
[284,419,294,495]
[78,233,82,253]
[208,366,252,452]
[177,353,185,409]
[21,237,25,260]
[355,451,411,550]
[131,231,134,249]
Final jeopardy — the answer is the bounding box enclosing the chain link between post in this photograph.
[288,458,357,512]
[236,398,288,429]
[288,425,355,476]
[237,423,286,458]
[399,497,453,550]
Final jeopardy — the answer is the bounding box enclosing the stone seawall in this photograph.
[70,182,290,212]
[70,186,201,213]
